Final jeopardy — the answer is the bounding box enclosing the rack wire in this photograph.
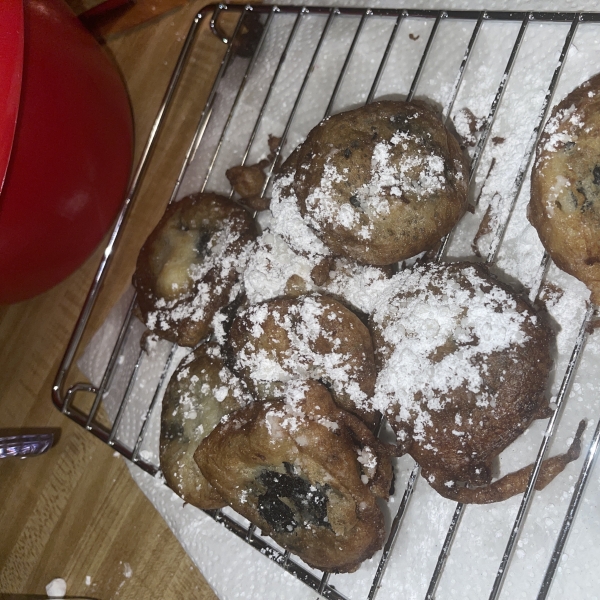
[53,5,600,599]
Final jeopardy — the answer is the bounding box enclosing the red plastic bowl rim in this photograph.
[0,0,24,197]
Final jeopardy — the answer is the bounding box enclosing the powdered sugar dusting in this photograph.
[245,164,395,308]
[536,103,582,165]
[301,127,449,242]
[264,381,312,439]
[304,158,364,233]
[234,296,370,407]
[369,264,531,439]
[146,222,253,332]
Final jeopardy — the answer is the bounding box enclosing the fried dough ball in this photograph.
[133,193,257,346]
[291,100,469,266]
[194,380,393,572]
[529,73,600,303]
[369,261,580,503]
[159,344,251,510]
[227,294,377,425]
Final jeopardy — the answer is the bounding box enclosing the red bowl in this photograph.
[0,0,133,304]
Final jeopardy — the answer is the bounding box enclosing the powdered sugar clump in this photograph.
[45,578,67,598]
[357,446,378,483]
[245,165,396,309]
[270,171,331,259]
[326,258,393,314]
[243,231,319,303]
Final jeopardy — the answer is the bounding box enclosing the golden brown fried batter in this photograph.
[369,261,579,503]
[194,380,393,572]
[133,192,257,346]
[226,161,271,212]
[292,101,469,265]
[160,344,251,510]
[227,294,378,425]
[529,73,600,303]
[427,420,585,503]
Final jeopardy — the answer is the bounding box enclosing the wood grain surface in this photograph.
[0,1,239,598]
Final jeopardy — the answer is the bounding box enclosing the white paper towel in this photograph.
[77,3,600,598]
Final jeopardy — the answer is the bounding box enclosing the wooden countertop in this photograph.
[0,2,232,598]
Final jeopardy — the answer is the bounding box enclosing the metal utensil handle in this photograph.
[0,433,54,458]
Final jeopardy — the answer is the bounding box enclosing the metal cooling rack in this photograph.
[53,5,600,600]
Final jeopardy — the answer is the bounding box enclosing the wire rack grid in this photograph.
[53,5,600,600]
